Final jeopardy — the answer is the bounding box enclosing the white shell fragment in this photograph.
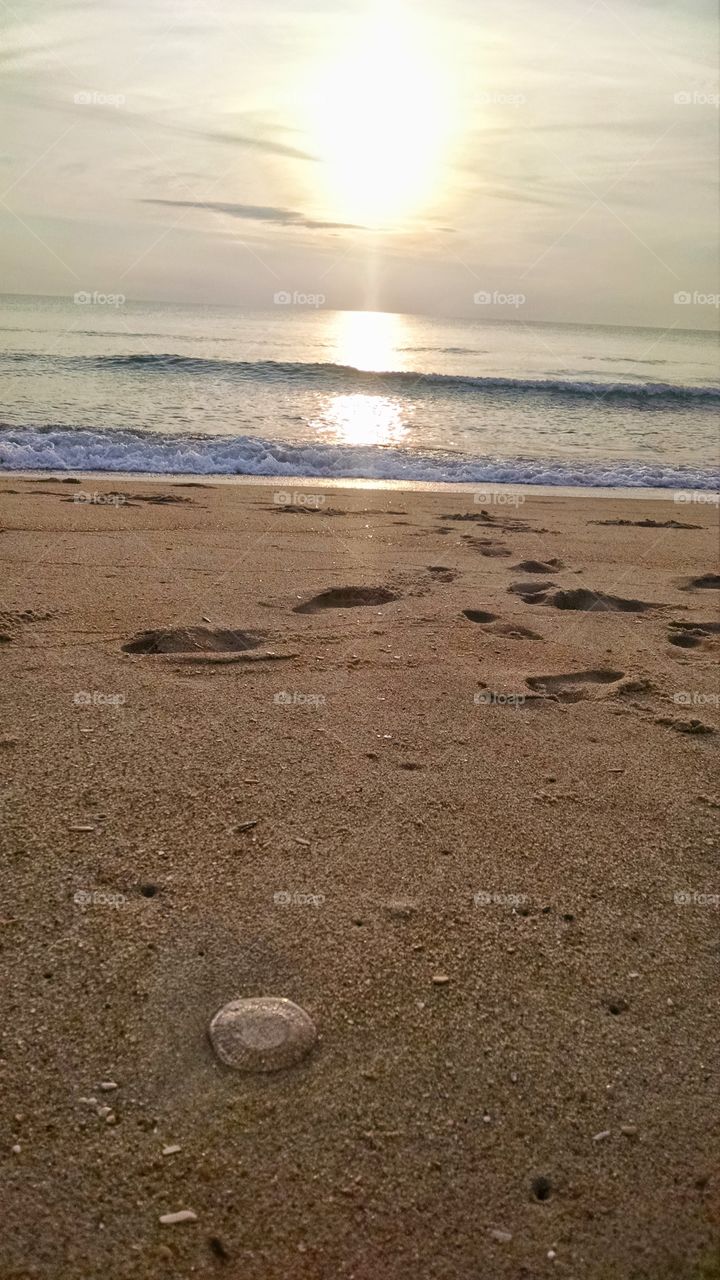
[209,997,316,1073]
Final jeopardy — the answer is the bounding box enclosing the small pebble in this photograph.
[68,823,96,832]
[99,1081,118,1091]
[162,1144,182,1156]
[432,975,450,986]
[489,1228,513,1243]
[159,1210,197,1226]
[11,1144,21,1154]
[294,837,311,846]
[620,1124,638,1138]
[236,820,258,833]
[593,1129,611,1142]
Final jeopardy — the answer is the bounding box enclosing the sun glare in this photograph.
[306,14,452,228]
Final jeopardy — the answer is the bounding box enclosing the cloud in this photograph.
[141,199,364,231]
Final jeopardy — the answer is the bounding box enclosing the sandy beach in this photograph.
[0,475,718,1280]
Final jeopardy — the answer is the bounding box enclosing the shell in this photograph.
[209,997,316,1072]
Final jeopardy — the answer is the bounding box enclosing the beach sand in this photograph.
[0,475,718,1279]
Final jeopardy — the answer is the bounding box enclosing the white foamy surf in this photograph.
[1,424,718,491]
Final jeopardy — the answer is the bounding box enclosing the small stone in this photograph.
[489,1228,513,1243]
[68,823,96,832]
[99,1081,118,1091]
[593,1129,611,1142]
[162,1144,182,1156]
[11,1144,21,1154]
[236,820,258,833]
[209,997,316,1072]
[294,837,311,846]
[159,1210,197,1225]
[620,1124,638,1138]
[431,975,450,986]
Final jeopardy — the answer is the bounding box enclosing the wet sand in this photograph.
[0,475,719,1279]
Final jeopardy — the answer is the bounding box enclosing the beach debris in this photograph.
[593,1129,612,1142]
[159,1210,198,1225]
[237,820,258,833]
[209,997,316,1072]
[162,1144,182,1156]
[68,823,96,832]
[294,837,311,846]
[488,1228,513,1244]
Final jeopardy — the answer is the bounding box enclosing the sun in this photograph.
[305,13,452,228]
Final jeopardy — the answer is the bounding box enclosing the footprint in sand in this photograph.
[680,573,720,591]
[667,620,720,650]
[511,559,565,573]
[510,583,656,612]
[526,669,625,702]
[461,535,511,557]
[122,627,266,654]
[427,566,458,582]
[293,586,398,614]
[462,609,542,639]
[590,518,702,530]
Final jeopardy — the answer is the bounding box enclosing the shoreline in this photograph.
[4,466,720,503]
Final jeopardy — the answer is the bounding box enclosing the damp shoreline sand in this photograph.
[1,475,719,1279]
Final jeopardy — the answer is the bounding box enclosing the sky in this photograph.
[0,0,718,327]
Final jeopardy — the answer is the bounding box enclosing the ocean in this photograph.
[0,294,718,490]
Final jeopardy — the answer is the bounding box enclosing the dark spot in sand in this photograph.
[293,586,398,614]
[604,996,629,1015]
[122,627,265,654]
[139,884,159,898]
[531,1176,553,1201]
[208,1236,230,1262]
[427,565,457,581]
[683,573,720,591]
[485,622,542,639]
